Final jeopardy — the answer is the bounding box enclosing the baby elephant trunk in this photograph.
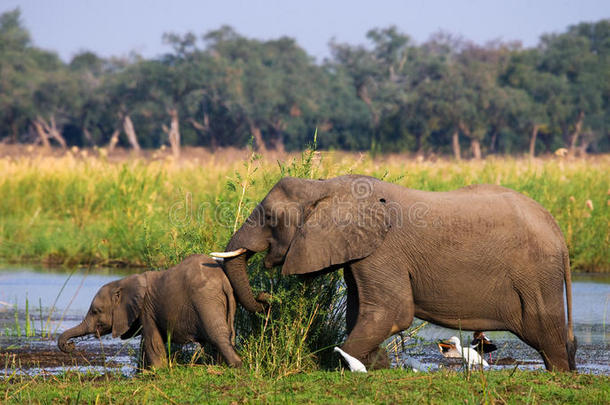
[57,321,90,353]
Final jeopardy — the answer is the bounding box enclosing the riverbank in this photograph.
[2,367,608,404]
[0,150,608,272]
[2,267,608,376]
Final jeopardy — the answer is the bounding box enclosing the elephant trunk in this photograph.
[223,252,266,313]
[58,321,90,353]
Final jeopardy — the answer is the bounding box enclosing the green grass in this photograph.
[0,152,607,272]
[2,367,608,404]
[1,297,38,338]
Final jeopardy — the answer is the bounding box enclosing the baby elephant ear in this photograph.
[112,274,147,338]
[282,180,390,275]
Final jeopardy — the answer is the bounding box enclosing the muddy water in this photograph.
[0,266,608,375]
[0,266,138,376]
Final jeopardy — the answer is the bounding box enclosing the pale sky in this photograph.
[2,0,609,62]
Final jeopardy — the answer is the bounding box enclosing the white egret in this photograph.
[438,336,489,368]
[438,339,462,358]
[334,347,367,373]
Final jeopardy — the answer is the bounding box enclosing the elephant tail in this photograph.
[563,250,577,371]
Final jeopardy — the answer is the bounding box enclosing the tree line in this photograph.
[1,9,608,158]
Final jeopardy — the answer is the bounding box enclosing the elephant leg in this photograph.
[344,266,359,335]
[340,260,415,370]
[342,303,415,370]
[515,299,570,371]
[194,300,242,367]
[209,333,242,368]
[517,328,570,371]
[539,342,570,372]
[340,310,394,369]
[140,322,168,369]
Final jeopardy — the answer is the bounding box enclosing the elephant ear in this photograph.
[112,274,147,338]
[282,185,390,275]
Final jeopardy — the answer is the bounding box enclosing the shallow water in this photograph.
[0,266,608,375]
[0,266,139,376]
[393,276,610,374]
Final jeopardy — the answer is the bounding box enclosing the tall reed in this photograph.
[0,152,606,271]
[232,138,347,376]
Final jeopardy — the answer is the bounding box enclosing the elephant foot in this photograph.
[363,346,391,370]
[224,353,243,368]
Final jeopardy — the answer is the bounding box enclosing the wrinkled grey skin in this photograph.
[223,175,576,371]
[58,255,241,369]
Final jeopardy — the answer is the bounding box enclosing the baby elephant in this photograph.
[58,254,241,369]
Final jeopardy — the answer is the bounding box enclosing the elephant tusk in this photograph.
[209,248,247,258]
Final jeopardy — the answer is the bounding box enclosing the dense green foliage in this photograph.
[1,9,609,156]
[2,367,608,404]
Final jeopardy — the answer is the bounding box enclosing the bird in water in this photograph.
[438,336,489,368]
[334,347,367,373]
[437,338,462,358]
[471,331,498,363]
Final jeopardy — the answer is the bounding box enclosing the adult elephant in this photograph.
[212,175,576,371]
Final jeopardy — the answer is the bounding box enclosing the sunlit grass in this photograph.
[1,367,608,404]
[0,151,607,271]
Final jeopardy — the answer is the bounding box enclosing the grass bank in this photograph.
[2,367,608,404]
[0,151,607,272]
[1,150,608,404]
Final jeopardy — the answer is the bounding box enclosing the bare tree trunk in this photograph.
[83,128,94,146]
[357,85,379,126]
[34,116,67,149]
[488,131,497,153]
[33,120,51,148]
[471,138,482,160]
[567,111,585,157]
[10,121,18,143]
[167,108,180,159]
[458,120,482,160]
[189,113,216,149]
[270,119,286,153]
[578,131,593,157]
[415,132,423,155]
[249,122,266,152]
[47,116,67,149]
[272,137,285,153]
[122,115,141,152]
[107,128,120,153]
[529,124,539,158]
[451,130,461,161]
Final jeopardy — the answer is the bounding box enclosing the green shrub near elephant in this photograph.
[214,175,576,372]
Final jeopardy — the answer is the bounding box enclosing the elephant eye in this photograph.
[266,213,278,227]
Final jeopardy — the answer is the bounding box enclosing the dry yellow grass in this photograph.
[0,147,608,271]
